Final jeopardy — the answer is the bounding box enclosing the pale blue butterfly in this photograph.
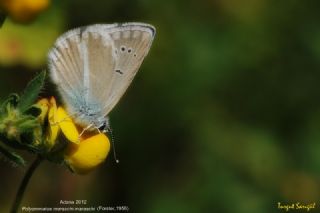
[48,23,155,133]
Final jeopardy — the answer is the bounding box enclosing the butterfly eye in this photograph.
[98,121,107,131]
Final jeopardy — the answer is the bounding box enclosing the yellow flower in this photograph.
[64,133,110,174]
[46,98,110,174]
[0,0,50,23]
[46,96,59,148]
[56,107,80,144]
[34,97,111,174]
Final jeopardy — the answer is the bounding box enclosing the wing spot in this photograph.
[120,46,126,52]
[134,53,137,57]
[115,69,123,75]
[128,48,132,53]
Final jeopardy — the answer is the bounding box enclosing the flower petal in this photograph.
[47,97,59,146]
[56,107,79,144]
[64,133,110,174]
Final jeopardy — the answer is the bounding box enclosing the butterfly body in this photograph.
[48,23,155,129]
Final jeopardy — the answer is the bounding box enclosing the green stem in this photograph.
[10,155,43,213]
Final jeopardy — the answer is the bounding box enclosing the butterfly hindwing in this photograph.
[99,23,155,115]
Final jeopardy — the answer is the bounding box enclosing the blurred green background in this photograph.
[1,0,320,212]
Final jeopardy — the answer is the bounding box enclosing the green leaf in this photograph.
[17,71,46,113]
[0,93,19,109]
[0,143,25,166]
[0,94,19,119]
[17,117,40,130]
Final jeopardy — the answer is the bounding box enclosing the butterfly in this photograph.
[48,23,155,132]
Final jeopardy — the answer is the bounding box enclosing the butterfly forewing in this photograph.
[49,29,90,115]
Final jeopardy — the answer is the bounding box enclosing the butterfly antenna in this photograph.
[107,126,119,164]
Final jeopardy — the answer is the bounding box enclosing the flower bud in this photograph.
[1,0,50,23]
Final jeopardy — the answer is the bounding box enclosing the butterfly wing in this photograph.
[48,25,116,118]
[48,23,155,125]
[98,23,155,116]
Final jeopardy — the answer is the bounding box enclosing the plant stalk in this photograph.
[11,155,42,213]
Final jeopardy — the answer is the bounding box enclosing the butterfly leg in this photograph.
[78,123,94,142]
[49,116,69,126]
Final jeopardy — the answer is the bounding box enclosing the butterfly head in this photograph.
[98,119,110,133]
